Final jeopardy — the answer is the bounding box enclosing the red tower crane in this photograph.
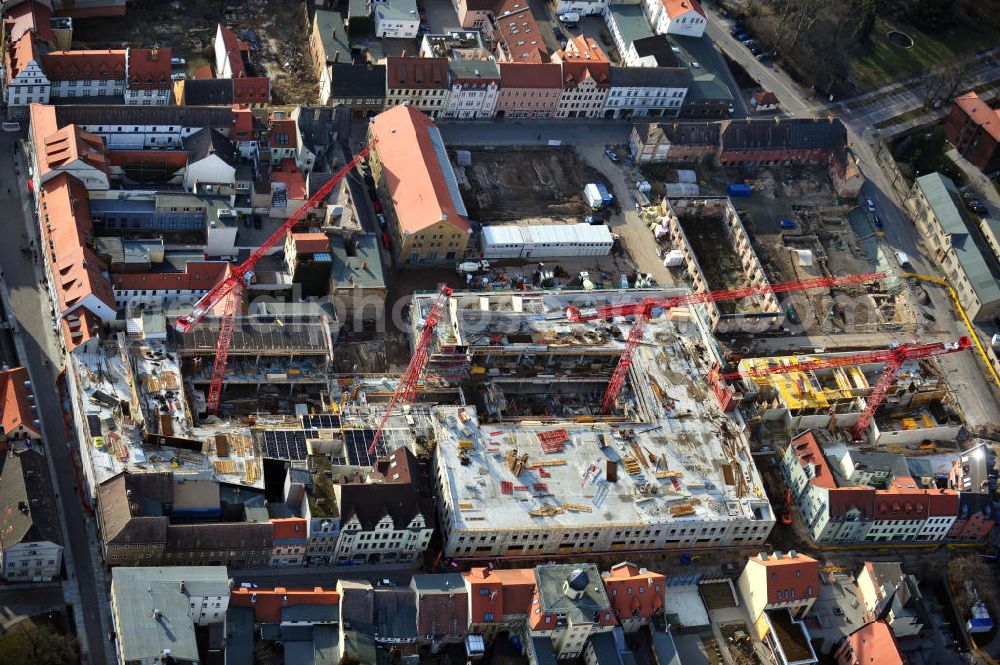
[369,285,453,454]
[565,271,887,414]
[175,140,376,414]
[712,337,972,440]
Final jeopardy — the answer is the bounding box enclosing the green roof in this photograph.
[315,10,350,63]
[916,172,1000,309]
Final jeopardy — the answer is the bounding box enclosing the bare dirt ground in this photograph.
[453,146,606,224]
[71,0,317,104]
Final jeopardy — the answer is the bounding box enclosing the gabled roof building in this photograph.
[0,449,63,581]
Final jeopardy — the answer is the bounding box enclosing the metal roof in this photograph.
[916,172,1000,308]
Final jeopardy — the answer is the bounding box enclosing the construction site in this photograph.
[634,148,920,334]
[453,146,606,224]
[71,0,317,103]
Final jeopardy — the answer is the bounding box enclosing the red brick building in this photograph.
[944,92,1000,174]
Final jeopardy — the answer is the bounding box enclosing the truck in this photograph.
[727,183,753,197]
[456,260,491,275]
[584,183,613,209]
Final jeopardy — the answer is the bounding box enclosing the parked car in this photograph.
[779,219,797,230]
[865,197,876,213]
[743,39,757,47]
[553,27,565,42]
[730,26,743,37]
[376,213,387,227]
[604,147,618,162]
[381,230,393,250]
[749,45,762,55]
[558,12,579,24]
[871,214,883,229]
[734,31,748,41]
[171,57,186,66]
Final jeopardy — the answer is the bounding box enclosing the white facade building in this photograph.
[0,450,63,582]
[603,67,688,118]
[641,0,706,37]
[372,0,420,38]
[554,0,607,16]
[443,61,500,119]
[4,35,50,116]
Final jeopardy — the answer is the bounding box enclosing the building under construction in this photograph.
[657,198,783,332]
[732,351,964,445]
[421,288,775,558]
[177,313,336,414]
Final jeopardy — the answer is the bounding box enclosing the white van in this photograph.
[894,250,911,267]
[558,11,579,24]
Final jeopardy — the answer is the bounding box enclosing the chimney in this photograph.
[334,50,341,63]
[774,551,784,560]
[150,47,158,61]
[759,552,768,561]
[789,550,797,558]
[152,608,162,620]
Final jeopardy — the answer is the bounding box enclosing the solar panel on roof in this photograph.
[301,414,341,429]
[343,429,387,467]
[261,430,309,461]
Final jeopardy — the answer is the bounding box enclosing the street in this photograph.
[701,5,1000,428]
[0,133,113,665]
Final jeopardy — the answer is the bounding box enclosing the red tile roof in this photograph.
[272,159,307,200]
[557,36,609,87]
[233,76,270,104]
[603,562,665,621]
[5,31,39,83]
[788,431,838,490]
[499,62,562,88]
[112,261,230,292]
[839,621,904,665]
[36,123,108,178]
[663,0,705,19]
[217,24,246,78]
[386,56,449,89]
[232,105,254,139]
[290,232,330,254]
[127,47,172,90]
[492,0,549,63]
[753,91,779,106]
[464,567,536,623]
[268,119,298,149]
[368,105,471,234]
[751,551,819,605]
[39,173,116,316]
[3,1,56,46]
[271,517,307,540]
[41,49,125,81]
[954,92,1000,142]
[61,309,101,353]
[0,367,39,436]
[231,586,339,624]
[193,64,214,80]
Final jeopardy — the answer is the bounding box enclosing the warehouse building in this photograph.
[481,223,614,259]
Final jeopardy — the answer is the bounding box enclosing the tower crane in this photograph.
[175,140,376,414]
[713,337,971,440]
[369,285,453,454]
[566,271,887,414]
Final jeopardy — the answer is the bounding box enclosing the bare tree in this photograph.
[948,555,999,618]
[0,620,77,665]
[921,59,976,109]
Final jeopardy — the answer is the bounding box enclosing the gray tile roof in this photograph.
[183,79,234,106]
[0,449,61,547]
[330,234,386,290]
[315,9,351,64]
[448,58,500,80]
[720,117,846,151]
[610,66,688,88]
[916,172,1000,308]
[183,127,239,168]
[534,564,611,624]
[329,63,387,98]
[55,105,233,129]
[607,4,653,47]
[111,566,230,664]
[373,0,418,24]
[225,606,255,665]
[632,35,680,67]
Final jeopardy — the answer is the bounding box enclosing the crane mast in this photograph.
[175,141,376,414]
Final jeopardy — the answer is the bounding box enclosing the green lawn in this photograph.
[850,17,997,91]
